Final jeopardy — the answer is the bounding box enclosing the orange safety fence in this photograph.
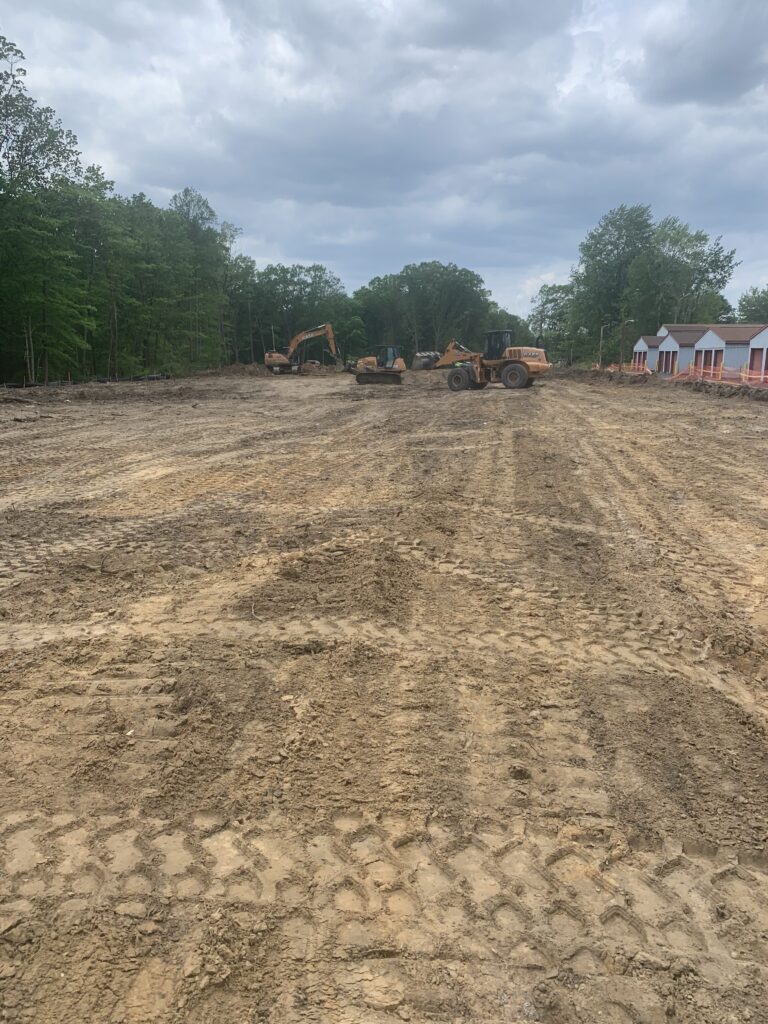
[741,368,768,386]
[676,363,768,387]
[606,362,652,374]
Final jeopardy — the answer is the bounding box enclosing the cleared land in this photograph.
[1,370,767,1024]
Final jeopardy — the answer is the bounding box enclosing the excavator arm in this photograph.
[285,323,339,362]
[266,322,340,372]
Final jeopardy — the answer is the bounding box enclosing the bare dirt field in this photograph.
[1,370,767,1023]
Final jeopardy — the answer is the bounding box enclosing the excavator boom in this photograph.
[265,323,340,373]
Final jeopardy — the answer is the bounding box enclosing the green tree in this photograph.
[569,204,655,339]
[528,283,573,360]
[738,285,768,323]
[356,261,492,362]
[531,206,739,364]
[0,36,81,194]
[626,217,738,330]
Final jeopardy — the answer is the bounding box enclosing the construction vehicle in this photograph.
[435,331,551,391]
[264,323,340,374]
[353,345,406,385]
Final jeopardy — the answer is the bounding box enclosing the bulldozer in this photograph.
[353,345,406,385]
[436,331,551,391]
[264,323,341,374]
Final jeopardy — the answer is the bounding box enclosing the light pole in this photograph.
[598,323,610,369]
[619,318,635,372]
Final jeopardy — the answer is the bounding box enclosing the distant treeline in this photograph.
[0,35,529,383]
[3,34,768,382]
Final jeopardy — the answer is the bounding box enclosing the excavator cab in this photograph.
[375,346,402,368]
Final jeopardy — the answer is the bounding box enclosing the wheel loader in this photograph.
[436,332,551,391]
[353,345,406,385]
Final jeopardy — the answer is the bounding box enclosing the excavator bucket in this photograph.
[355,370,403,385]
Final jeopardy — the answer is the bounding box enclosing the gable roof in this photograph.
[665,327,707,347]
[639,335,661,348]
[710,324,766,345]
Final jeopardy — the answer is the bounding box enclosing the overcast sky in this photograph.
[5,0,768,313]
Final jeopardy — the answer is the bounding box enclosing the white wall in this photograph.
[723,344,750,369]
[678,348,695,371]
[694,329,724,351]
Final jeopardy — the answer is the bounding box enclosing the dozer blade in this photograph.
[355,371,403,385]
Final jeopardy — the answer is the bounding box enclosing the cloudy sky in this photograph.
[5,0,768,313]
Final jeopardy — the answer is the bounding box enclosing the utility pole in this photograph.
[598,324,610,369]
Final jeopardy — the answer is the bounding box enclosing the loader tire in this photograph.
[447,368,471,392]
[501,363,529,389]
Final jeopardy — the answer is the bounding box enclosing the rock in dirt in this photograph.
[114,901,147,919]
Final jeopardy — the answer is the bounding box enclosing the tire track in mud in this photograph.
[1,375,768,1023]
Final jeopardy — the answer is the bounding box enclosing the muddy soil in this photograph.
[1,371,768,1023]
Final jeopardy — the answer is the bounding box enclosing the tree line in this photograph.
[529,204,768,364]
[0,35,531,383]
[3,33,767,381]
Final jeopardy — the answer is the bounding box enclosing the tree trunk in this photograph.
[248,300,255,364]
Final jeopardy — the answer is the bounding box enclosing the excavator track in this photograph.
[355,371,403,385]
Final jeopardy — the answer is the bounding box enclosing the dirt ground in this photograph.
[1,370,767,1023]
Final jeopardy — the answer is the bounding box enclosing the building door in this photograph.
[694,350,703,371]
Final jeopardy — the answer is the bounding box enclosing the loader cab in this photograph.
[484,331,514,361]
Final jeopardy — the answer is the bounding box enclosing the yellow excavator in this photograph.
[264,323,341,374]
[353,345,407,385]
[436,332,551,390]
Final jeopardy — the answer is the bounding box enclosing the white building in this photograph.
[631,335,662,370]
[748,326,768,380]
[632,323,768,378]
[656,325,708,374]
[693,325,765,376]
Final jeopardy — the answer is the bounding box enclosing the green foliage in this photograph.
[737,285,768,323]
[0,36,81,195]
[529,204,739,364]
[355,261,494,363]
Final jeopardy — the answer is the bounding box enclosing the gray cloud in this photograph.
[629,0,768,105]
[4,0,768,313]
